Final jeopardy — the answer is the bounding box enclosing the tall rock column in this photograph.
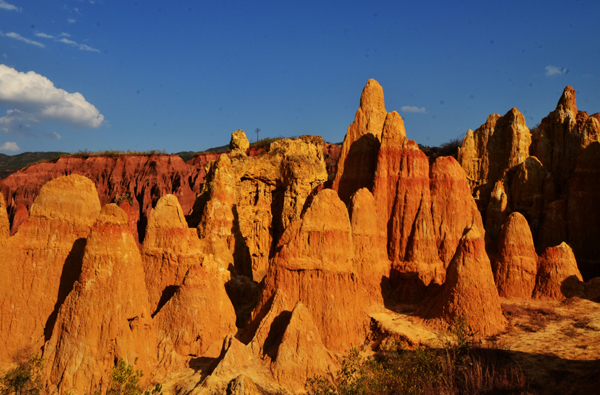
[458,108,531,211]
[492,212,538,298]
[44,204,157,395]
[332,79,387,204]
[0,175,101,367]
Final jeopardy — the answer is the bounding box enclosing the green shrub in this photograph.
[106,360,161,395]
[0,356,44,395]
[114,193,133,206]
[306,318,529,395]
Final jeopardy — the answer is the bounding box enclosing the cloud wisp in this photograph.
[57,37,101,52]
[35,32,100,53]
[546,65,569,76]
[0,141,19,152]
[401,105,426,113]
[0,32,45,48]
[0,0,21,12]
[35,32,55,39]
[0,64,104,134]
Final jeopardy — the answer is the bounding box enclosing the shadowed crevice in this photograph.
[43,238,86,342]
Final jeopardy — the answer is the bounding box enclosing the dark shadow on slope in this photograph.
[224,269,262,329]
[262,310,292,361]
[337,134,380,205]
[43,238,86,342]
[151,285,179,318]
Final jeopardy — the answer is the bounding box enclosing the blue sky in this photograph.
[0,0,599,154]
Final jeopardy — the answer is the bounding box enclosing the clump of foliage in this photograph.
[0,356,44,395]
[306,318,530,395]
[114,193,133,206]
[0,357,161,395]
[105,359,161,395]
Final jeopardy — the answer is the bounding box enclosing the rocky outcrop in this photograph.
[430,156,483,268]
[372,110,408,225]
[230,130,250,152]
[332,79,388,204]
[44,204,156,395]
[270,303,337,393]
[142,194,221,311]
[458,108,531,211]
[530,86,600,199]
[0,155,202,242]
[154,263,236,359]
[508,156,547,234]
[9,203,28,236]
[248,189,369,353]
[0,175,100,367]
[533,242,583,300]
[566,142,600,279]
[194,135,328,281]
[376,139,443,288]
[419,226,506,337]
[349,188,390,304]
[118,199,140,246]
[492,212,537,298]
[0,192,9,241]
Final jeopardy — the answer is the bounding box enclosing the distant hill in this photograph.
[0,151,67,179]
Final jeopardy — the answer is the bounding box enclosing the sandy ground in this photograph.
[369,297,600,395]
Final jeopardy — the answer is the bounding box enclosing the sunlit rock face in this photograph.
[458,107,531,212]
[492,212,538,298]
[43,204,157,395]
[533,242,583,300]
[530,86,600,199]
[0,175,101,368]
[332,79,388,204]
[193,134,328,281]
[418,225,506,337]
[246,189,370,353]
[0,155,204,242]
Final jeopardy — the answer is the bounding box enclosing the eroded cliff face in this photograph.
[0,175,101,367]
[332,79,388,204]
[457,86,600,279]
[0,144,341,243]
[0,155,200,243]
[43,204,157,395]
[193,134,329,282]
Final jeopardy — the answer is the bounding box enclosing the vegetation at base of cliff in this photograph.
[306,319,530,395]
[0,358,161,395]
[103,360,162,395]
[0,355,43,395]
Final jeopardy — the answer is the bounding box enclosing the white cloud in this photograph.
[0,141,19,152]
[546,65,569,76]
[0,64,104,134]
[35,32,55,39]
[1,32,45,48]
[52,132,61,140]
[59,33,71,37]
[68,18,76,23]
[57,37,100,52]
[401,105,426,113]
[0,0,21,12]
